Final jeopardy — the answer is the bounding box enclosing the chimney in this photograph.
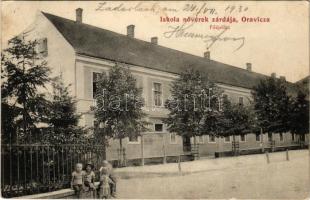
[204,51,210,59]
[151,37,158,45]
[127,25,135,38]
[76,8,83,23]
[280,76,286,81]
[271,72,276,78]
[246,63,252,72]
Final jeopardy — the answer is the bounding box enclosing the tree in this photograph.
[219,98,256,154]
[164,68,223,146]
[289,90,309,137]
[1,37,50,143]
[252,77,291,135]
[42,76,86,144]
[93,64,148,163]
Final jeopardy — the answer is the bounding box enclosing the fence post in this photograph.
[265,151,270,164]
[271,140,275,152]
[162,134,166,164]
[286,149,289,161]
[118,148,122,167]
[178,155,181,173]
[141,134,144,166]
[260,128,264,153]
[123,148,127,167]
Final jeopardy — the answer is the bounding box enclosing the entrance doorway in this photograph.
[183,136,191,152]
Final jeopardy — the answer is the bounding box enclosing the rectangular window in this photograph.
[240,134,246,142]
[219,94,228,111]
[268,133,273,142]
[155,124,163,132]
[291,133,295,141]
[170,133,176,143]
[279,133,283,141]
[153,83,162,106]
[129,135,139,142]
[198,136,204,144]
[300,134,305,142]
[256,133,261,142]
[224,136,231,142]
[36,38,48,57]
[92,72,101,98]
[239,97,244,106]
[208,135,216,143]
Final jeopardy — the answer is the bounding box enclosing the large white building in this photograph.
[18,8,307,162]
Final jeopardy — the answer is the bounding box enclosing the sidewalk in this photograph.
[115,149,308,176]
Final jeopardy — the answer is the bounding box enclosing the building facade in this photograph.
[17,9,308,162]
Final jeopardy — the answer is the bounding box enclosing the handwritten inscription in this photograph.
[95,2,248,15]
[94,2,271,51]
[163,23,245,51]
[95,2,177,15]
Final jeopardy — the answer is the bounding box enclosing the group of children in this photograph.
[71,161,116,199]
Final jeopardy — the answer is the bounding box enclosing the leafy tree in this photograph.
[219,98,256,154]
[1,37,50,143]
[1,100,20,144]
[289,90,309,137]
[252,77,291,135]
[42,76,86,144]
[93,64,148,163]
[164,68,223,145]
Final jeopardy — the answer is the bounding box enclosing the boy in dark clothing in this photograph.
[83,163,96,198]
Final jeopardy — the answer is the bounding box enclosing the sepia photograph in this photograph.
[1,1,309,199]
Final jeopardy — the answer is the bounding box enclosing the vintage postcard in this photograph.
[1,1,309,199]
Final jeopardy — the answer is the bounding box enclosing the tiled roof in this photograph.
[42,12,296,91]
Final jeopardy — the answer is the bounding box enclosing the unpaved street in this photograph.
[115,150,309,199]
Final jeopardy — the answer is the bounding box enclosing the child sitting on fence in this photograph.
[98,166,115,199]
[71,163,85,199]
[83,163,96,197]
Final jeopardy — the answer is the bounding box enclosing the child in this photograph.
[100,160,117,197]
[98,166,115,199]
[71,163,85,199]
[83,163,96,198]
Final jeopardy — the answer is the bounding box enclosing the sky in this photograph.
[2,1,309,83]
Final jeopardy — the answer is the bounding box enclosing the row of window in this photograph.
[93,72,164,106]
[95,121,295,144]
[92,72,245,106]
[128,123,164,142]
[129,132,297,143]
[223,133,291,143]
[129,134,250,144]
[208,135,247,143]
